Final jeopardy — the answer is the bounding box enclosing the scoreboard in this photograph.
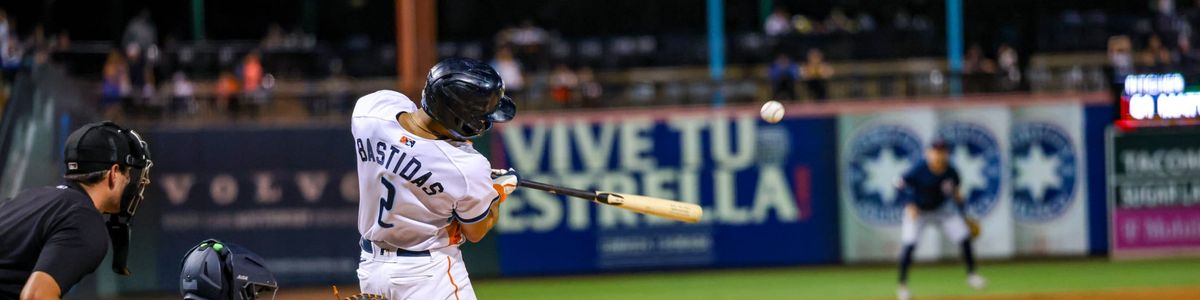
[1118,73,1200,129]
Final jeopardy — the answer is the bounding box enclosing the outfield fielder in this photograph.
[895,139,985,300]
[352,58,518,300]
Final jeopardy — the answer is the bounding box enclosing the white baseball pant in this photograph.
[357,242,475,300]
[901,201,970,246]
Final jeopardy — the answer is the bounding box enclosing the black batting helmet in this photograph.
[421,57,516,140]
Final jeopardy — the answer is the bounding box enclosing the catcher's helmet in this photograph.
[180,239,278,300]
[421,57,516,140]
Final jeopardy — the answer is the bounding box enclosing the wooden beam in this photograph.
[395,0,437,100]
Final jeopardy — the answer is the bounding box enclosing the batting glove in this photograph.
[491,168,520,199]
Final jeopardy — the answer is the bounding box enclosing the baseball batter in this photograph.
[895,140,985,300]
[351,58,517,300]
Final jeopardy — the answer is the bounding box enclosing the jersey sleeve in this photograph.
[454,156,500,224]
[949,167,961,187]
[34,205,109,292]
[897,167,917,204]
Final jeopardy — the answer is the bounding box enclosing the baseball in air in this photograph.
[760,100,785,123]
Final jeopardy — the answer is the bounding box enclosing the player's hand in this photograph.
[491,168,519,195]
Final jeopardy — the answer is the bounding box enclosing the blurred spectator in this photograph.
[215,71,240,116]
[996,44,1021,91]
[263,24,286,49]
[962,44,996,93]
[1139,35,1173,72]
[801,49,834,101]
[1107,36,1136,77]
[491,48,525,100]
[1105,35,1135,119]
[0,9,8,56]
[767,54,799,100]
[856,12,877,32]
[240,51,263,94]
[0,11,20,78]
[238,51,268,116]
[101,50,129,116]
[125,43,155,113]
[765,8,792,36]
[791,15,816,34]
[1152,0,1188,47]
[577,66,603,107]
[27,25,51,66]
[549,63,578,106]
[169,71,195,115]
[122,9,157,51]
[51,30,70,52]
[1176,34,1200,75]
[826,8,856,33]
[963,44,997,74]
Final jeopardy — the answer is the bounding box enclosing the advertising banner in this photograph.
[1011,104,1089,255]
[145,127,361,289]
[493,112,840,275]
[840,104,1090,262]
[1109,129,1200,258]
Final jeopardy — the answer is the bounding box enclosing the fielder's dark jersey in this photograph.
[899,161,960,211]
[0,183,109,298]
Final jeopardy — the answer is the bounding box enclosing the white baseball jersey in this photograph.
[351,90,499,251]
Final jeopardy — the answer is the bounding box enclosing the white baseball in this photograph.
[760,100,785,124]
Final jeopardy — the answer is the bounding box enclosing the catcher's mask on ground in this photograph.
[180,239,278,300]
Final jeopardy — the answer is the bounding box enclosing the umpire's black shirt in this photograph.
[0,183,108,298]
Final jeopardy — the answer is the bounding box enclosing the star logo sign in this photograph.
[846,124,922,225]
[862,148,911,205]
[1010,122,1077,223]
[1013,144,1061,203]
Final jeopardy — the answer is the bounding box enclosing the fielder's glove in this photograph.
[965,217,981,240]
[491,168,519,203]
[343,294,388,300]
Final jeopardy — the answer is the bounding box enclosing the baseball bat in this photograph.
[517,179,703,223]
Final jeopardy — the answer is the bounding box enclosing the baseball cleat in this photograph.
[968,273,987,290]
[897,285,911,300]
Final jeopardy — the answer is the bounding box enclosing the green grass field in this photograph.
[472,258,1200,300]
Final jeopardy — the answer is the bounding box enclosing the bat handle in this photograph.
[517,179,602,201]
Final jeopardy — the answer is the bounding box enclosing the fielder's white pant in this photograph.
[358,245,475,300]
[901,202,970,246]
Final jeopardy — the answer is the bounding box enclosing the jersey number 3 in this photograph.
[377,177,396,228]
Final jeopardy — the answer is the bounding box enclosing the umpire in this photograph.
[0,121,152,299]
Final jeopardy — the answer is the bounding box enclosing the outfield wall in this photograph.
[129,92,1114,292]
